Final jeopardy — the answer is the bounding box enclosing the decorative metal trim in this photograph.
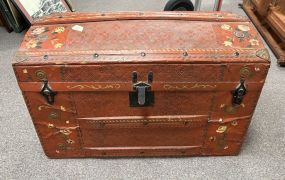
[256,49,270,61]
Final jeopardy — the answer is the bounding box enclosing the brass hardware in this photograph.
[240,67,252,78]
[23,69,28,74]
[216,126,227,133]
[141,52,146,57]
[231,120,238,126]
[66,121,70,124]
[256,49,270,61]
[36,70,47,80]
[48,112,59,119]
[47,123,54,128]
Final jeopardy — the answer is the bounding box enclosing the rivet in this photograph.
[183,52,188,57]
[209,136,216,142]
[66,121,70,124]
[224,146,229,149]
[23,69,28,74]
[48,123,54,128]
[43,55,49,60]
[234,52,240,57]
[216,126,227,133]
[48,112,59,119]
[56,150,60,153]
[219,118,223,122]
[231,120,238,126]
[141,52,146,57]
[143,122,148,126]
[35,70,47,80]
[93,53,99,58]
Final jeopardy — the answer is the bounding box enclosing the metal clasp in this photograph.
[129,71,154,107]
[232,79,247,105]
[41,80,57,105]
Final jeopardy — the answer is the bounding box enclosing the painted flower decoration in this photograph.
[60,129,71,136]
[35,34,49,41]
[237,25,250,32]
[249,39,259,46]
[66,139,75,144]
[54,43,63,48]
[26,39,39,49]
[31,27,47,35]
[221,24,231,31]
[52,27,65,34]
[223,41,233,47]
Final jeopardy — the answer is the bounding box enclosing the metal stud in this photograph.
[141,52,146,57]
[234,52,240,57]
[43,55,49,60]
[183,52,188,57]
[93,53,99,58]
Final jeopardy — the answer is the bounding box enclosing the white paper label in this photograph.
[72,25,84,32]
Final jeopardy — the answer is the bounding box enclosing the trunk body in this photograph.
[13,12,270,158]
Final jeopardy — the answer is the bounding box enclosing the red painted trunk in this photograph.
[13,12,270,158]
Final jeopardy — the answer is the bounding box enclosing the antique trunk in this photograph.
[13,12,270,158]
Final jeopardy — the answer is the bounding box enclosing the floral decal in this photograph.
[223,37,233,47]
[52,27,65,34]
[31,27,48,35]
[249,38,259,46]
[221,24,232,31]
[237,25,250,32]
[25,26,66,49]
[26,39,42,49]
[220,24,260,48]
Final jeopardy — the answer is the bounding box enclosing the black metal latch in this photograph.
[129,71,154,107]
[232,79,247,105]
[41,80,57,105]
